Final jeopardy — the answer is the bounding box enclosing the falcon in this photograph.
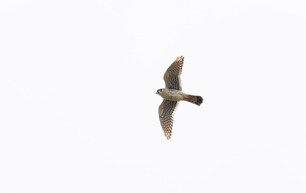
[156,56,203,139]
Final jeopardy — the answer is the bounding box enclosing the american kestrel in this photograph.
[156,56,203,139]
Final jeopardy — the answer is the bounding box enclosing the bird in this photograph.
[156,56,203,139]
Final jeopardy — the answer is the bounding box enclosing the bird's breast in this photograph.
[161,89,184,101]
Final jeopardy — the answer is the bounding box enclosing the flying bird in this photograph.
[156,56,203,139]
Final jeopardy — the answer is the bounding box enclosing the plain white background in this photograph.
[1,0,306,192]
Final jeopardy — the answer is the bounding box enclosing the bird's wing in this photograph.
[163,56,184,91]
[158,100,179,139]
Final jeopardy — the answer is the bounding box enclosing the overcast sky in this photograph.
[1,0,306,193]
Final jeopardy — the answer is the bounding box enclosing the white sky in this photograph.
[1,0,306,192]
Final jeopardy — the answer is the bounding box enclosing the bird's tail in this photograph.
[183,94,203,106]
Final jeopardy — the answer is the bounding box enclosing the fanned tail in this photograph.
[183,95,203,106]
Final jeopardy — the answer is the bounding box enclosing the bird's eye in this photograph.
[159,89,162,93]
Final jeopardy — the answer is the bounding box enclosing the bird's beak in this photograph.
[155,91,158,94]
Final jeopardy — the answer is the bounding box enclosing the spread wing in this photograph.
[158,100,179,139]
[163,56,184,91]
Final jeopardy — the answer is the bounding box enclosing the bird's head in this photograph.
[155,89,163,95]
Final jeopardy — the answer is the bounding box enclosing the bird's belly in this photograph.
[163,90,184,101]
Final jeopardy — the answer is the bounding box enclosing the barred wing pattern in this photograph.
[163,56,184,91]
[158,100,179,139]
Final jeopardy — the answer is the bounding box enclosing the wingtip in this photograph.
[175,56,184,64]
[164,133,172,140]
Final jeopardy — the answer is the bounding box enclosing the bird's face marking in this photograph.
[156,89,162,95]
